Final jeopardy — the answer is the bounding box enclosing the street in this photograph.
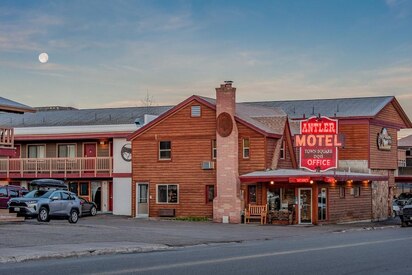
[1,222,411,274]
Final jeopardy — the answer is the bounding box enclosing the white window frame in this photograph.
[159,141,172,160]
[27,144,46,158]
[280,140,285,159]
[212,139,217,160]
[191,105,201,117]
[243,138,250,159]
[57,143,77,158]
[156,184,179,204]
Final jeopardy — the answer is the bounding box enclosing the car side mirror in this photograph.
[51,196,60,201]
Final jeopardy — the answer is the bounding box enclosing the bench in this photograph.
[244,204,267,224]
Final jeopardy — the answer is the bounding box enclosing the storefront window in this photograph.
[157,184,178,203]
[318,188,327,221]
[80,182,89,196]
[267,188,280,211]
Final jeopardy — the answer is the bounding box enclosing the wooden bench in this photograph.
[244,204,267,224]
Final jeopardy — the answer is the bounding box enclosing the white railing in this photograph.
[0,127,14,148]
[398,159,407,168]
[0,157,113,178]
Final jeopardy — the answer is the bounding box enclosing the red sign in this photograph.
[295,116,342,172]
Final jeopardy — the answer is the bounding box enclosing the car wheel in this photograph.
[69,209,79,224]
[38,207,50,222]
[90,206,97,216]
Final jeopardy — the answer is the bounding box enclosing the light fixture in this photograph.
[270,181,274,185]
[310,180,314,184]
[100,141,107,145]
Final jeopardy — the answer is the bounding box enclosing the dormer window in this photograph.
[191,105,201,117]
[280,140,285,159]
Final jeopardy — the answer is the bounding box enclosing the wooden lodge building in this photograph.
[128,82,412,224]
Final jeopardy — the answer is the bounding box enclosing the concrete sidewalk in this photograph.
[0,214,402,264]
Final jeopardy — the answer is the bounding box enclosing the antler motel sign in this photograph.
[295,116,344,172]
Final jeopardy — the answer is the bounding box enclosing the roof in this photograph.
[0,97,35,114]
[247,96,395,119]
[129,95,288,140]
[0,105,172,127]
[398,135,412,147]
[239,169,389,182]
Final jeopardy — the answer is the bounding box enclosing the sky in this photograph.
[1,0,412,119]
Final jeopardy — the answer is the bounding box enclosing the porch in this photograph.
[0,157,113,179]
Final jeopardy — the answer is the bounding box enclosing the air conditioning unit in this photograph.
[201,161,215,170]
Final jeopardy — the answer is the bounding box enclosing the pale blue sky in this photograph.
[1,0,412,118]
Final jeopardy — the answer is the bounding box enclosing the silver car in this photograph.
[8,189,82,223]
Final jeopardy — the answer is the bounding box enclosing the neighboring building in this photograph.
[128,82,411,224]
[0,106,171,214]
[395,135,412,197]
[0,97,35,157]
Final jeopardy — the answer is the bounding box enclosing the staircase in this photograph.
[0,209,25,222]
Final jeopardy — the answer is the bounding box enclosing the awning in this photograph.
[239,169,388,183]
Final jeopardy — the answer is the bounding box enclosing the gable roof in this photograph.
[0,97,35,114]
[128,95,287,141]
[398,135,412,147]
[0,105,172,127]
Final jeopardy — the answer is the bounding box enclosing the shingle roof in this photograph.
[0,97,35,114]
[0,105,172,127]
[398,135,412,147]
[247,96,394,119]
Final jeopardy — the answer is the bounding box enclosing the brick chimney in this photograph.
[213,81,242,223]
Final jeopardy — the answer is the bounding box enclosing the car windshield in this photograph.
[24,190,54,198]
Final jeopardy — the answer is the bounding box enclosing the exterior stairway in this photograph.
[0,209,25,222]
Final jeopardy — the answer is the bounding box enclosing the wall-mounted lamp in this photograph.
[270,181,274,185]
[100,140,107,145]
[310,180,314,184]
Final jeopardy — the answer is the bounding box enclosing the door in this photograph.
[136,183,149,217]
[83,143,97,171]
[298,188,312,224]
[108,182,113,211]
[49,191,63,215]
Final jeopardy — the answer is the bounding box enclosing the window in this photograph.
[206,185,215,203]
[280,140,285,159]
[0,187,7,197]
[9,189,18,198]
[28,145,45,158]
[243,138,250,159]
[318,188,327,221]
[248,185,257,204]
[339,186,345,198]
[354,186,361,197]
[80,182,89,196]
[157,184,178,204]
[58,144,76,158]
[159,141,171,160]
[69,182,78,195]
[212,139,217,159]
[61,192,70,200]
[191,105,201,117]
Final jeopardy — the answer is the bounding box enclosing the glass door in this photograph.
[298,188,312,224]
[137,183,149,217]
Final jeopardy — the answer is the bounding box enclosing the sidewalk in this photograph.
[0,214,402,264]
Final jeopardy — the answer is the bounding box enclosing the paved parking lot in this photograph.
[0,214,401,263]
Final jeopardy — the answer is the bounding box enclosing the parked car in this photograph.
[396,193,412,206]
[399,198,412,227]
[0,185,28,209]
[79,197,97,216]
[8,189,82,223]
[393,200,401,217]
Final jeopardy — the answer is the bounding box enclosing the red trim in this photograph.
[240,174,388,184]
[112,173,132,178]
[15,132,130,141]
[395,176,412,182]
[0,148,17,157]
[0,173,113,179]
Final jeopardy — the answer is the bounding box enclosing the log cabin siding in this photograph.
[369,125,397,169]
[375,102,404,125]
[265,138,277,168]
[327,183,372,223]
[237,123,266,175]
[338,124,369,160]
[131,102,217,218]
[277,138,294,169]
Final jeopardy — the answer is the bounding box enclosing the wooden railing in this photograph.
[0,157,113,178]
[0,127,14,148]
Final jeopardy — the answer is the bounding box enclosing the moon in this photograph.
[38,53,49,63]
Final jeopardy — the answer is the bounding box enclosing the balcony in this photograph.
[0,157,113,179]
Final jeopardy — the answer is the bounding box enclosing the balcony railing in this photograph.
[398,159,407,168]
[0,127,14,148]
[0,157,113,178]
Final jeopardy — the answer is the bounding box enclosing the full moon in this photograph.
[38,52,49,63]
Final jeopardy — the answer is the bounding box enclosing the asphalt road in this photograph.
[1,226,411,275]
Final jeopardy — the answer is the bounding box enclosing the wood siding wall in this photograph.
[375,102,404,125]
[338,123,369,161]
[277,137,294,169]
[132,102,217,218]
[326,182,372,223]
[369,125,398,169]
[237,123,266,175]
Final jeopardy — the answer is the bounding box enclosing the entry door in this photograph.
[298,188,312,224]
[84,143,97,171]
[136,183,149,217]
